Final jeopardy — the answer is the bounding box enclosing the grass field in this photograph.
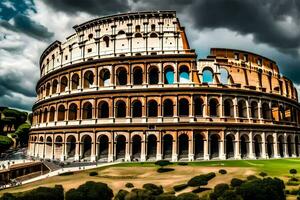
[1,158,300,198]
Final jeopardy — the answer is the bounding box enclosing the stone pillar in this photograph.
[204,131,209,160]
[60,143,65,161]
[74,142,80,161]
[172,133,178,162]
[219,131,226,160]
[261,132,267,158]
[248,131,254,159]
[234,131,241,159]
[90,139,96,162]
[108,138,114,162]
[273,133,279,158]
[141,133,146,161]
[125,135,131,161]
[188,132,194,161]
[51,141,55,160]
[284,133,288,158]
[156,132,162,160]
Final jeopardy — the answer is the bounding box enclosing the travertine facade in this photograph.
[28,11,300,162]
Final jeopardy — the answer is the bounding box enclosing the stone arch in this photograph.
[164,66,174,84]
[147,100,158,117]
[46,82,51,96]
[179,65,190,83]
[210,134,220,159]
[194,132,205,159]
[250,101,258,118]
[116,135,126,160]
[202,67,213,84]
[178,134,189,159]
[54,135,63,159]
[278,135,284,157]
[253,134,262,158]
[103,35,110,47]
[57,105,65,121]
[71,73,80,90]
[147,134,157,160]
[240,134,249,158]
[133,66,143,85]
[163,99,173,117]
[43,108,48,123]
[68,103,78,120]
[295,135,299,157]
[60,76,68,92]
[220,67,229,84]
[116,100,126,118]
[98,135,109,160]
[49,106,55,122]
[52,79,58,94]
[81,135,92,160]
[266,135,274,158]
[82,101,93,119]
[83,70,94,89]
[262,102,271,119]
[116,67,127,86]
[238,99,247,118]
[223,98,234,117]
[98,101,109,118]
[179,98,189,116]
[45,136,53,159]
[209,98,219,117]
[132,100,142,118]
[132,135,142,160]
[99,68,110,87]
[287,135,293,157]
[66,135,76,159]
[163,134,173,159]
[194,97,204,116]
[225,134,235,159]
[148,66,159,85]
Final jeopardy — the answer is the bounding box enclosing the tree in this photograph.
[14,122,30,147]
[114,189,129,200]
[124,189,153,200]
[176,192,199,200]
[65,181,113,200]
[142,183,164,196]
[210,184,230,200]
[0,135,13,153]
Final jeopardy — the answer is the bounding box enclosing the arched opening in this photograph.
[49,107,55,122]
[116,135,126,160]
[68,103,78,120]
[178,134,189,159]
[295,136,299,157]
[43,108,48,123]
[254,135,262,158]
[194,97,203,116]
[133,67,143,85]
[224,99,234,117]
[179,66,190,83]
[179,98,189,116]
[250,101,258,118]
[226,134,235,159]
[81,135,92,160]
[116,67,127,86]
[147,135,157,159]
[118,30,125,35]
[287,136,292,157]
[238,100,247,118]
[210,134,220,159]
[82,102,93,119]
[149,66,159,85]
[132,135,142,160]
[46,83,50,96]
[71,74,79,90]
[278,135,284,158]
[57,105,65,121]
[163,99,173,117]
[60,76,68,92]
[132,100,142,118]
[52,79,58,94]
[98,101,109,118]
[240,135,249,158]
[163,134,173,159]
[164,67,174,84]
[99,69,110,87]
[103,36,109,47]
[279,105,285,121]
[45,136,52,159]
[98,135,109,160]
[148,100,158,117]
[202,68,213,84]
[116,100,126,118]
[54,136,63,159]
[220,68,229,84]
[194,133,204,159]
[262,102,271,119]
[150,32,157,38]
[83,71,94,88]
[66,135,76,159]
[266,135,274,158]
[135,25,140,32]
[209,98,219,117]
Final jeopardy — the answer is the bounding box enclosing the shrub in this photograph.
[156,193,176,200]
[210,184,230,200]
[89,171,98,176]
[65,181,113,200]
[219,169,227,175]
[217,190,242,200]
[286,180,299,186]
[177,162,188,166]
[246,175,258,181]
[176,192,199,200]
[230,178,244,188]
[173,184,188,192]
[59,172,74,176]
[155,160,171,168]
[124,189,153,200]
[290,177,299,181]
[191,187,210,193]
[142,183,164,196]
[157,168,174,173]
[125,183,134,188]
[290,169,298,177]
[259,172,268,177]
[187,172,216,187]
[114,189,129,200]
[290,189,300,195]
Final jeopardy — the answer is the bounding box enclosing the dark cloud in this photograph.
[189,0,300,55]
[43,0,130,15]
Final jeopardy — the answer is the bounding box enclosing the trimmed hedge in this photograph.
[230,178,244,188]
[219,169,227,175]
[58,172,74,176]
[173,184,188,192]
[125,182,134,188]
[157,168,174,173]
[89,171,98,176]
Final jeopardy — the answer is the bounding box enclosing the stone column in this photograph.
[156,132,162,160]
[234,131,241,159]
[188,132,194,161]
[219,131,226,160]
[261,132,267,158]
[90,139,96,162]
[108,136,114,162]
[74,141,80,161]
[125,134,131,161]
[204,131,209,160]
[172,133,178,162]
[141,133,146,161]
[273,133,279,158]
[60,143,65,161]
[248,131,254,159]
[284,133,288,158]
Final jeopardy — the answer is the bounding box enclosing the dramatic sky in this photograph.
[1,0,300,111]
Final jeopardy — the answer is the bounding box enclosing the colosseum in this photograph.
[28,11,300,163]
